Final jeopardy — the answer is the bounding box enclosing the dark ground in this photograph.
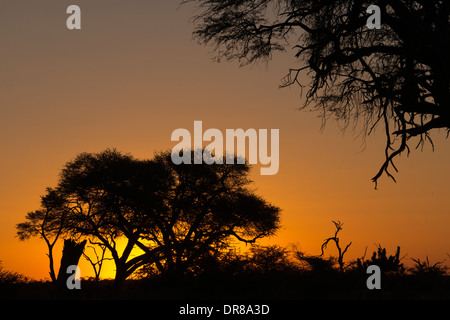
[2,270,449,300]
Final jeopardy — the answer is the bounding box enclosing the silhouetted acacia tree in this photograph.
[187,0,450,187]
[17,149,280,283]
[16,189,68,282]
[145,150,280,278]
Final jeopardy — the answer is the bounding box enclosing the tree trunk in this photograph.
[47,244,57,282]
[114,264,128,287]
[55,239,86,297]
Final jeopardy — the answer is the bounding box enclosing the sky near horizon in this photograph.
[1,1,449,280]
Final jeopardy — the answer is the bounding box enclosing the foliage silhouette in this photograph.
[16,149,280,284]
[0,261,28,285]
[294,250,336,273]
[409,256,448,277]
[136,245,296,279]
[356,245,405,275]
[244,245,296,273]
[187,0,450,187]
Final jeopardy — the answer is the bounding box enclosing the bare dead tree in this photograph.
[320,221,352,272]
[82,240,113,282]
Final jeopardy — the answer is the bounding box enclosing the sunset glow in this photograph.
[1,0,449,283]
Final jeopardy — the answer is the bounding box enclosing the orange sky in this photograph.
[1,1,449,281]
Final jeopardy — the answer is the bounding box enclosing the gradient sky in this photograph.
[1,0,449,280]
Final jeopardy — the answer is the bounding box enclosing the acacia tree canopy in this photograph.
[187,0,450,187]
[17,149,280,281]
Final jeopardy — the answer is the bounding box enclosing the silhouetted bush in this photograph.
[0,261,28,285]
[135,245,299,280]
[409,257,448,277]
[293,251,336,273]
[242,245,297,273]
[355,245,405,275]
